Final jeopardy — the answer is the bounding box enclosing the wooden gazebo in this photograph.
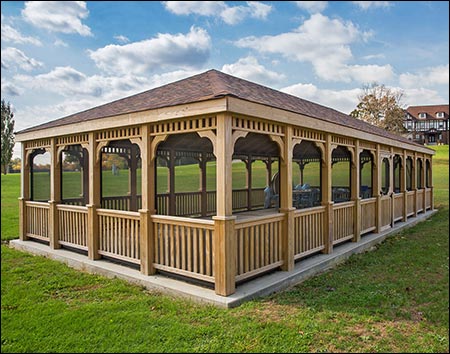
[15,70,435,296]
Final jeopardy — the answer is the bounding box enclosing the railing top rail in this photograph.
[97,208,140,219]
[151,214,215,228]
[235,213,284,228]
[333,200,355,209]
[56,204,88,212]
[24,201,50,208]
[360,197,377,205]
[294,205,326,216]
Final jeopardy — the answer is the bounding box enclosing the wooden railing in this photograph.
[152,215,215,283]
[293,206,325,259]
[333,201,354,244]
[360,198,376,235]
[380,195,392,230]
[416,189,424,213]
[97,209,141,265]
[406,191,415,217]
[25,201,49,241]
[393,193,404,223]
[235,214,284,282]
[57,204,88,251]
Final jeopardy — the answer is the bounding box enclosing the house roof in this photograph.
[15,69,424,147]
[406,104,449,120]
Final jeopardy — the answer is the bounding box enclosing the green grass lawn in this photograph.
[1,145,448,352]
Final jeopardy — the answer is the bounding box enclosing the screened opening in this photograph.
[381,157,390,195]
[332,146,351,203]
[233,133,280,212]
[417,158,423,189]
[292,141,322,209]
[101,140,141,211]
[425,160,431,188]
[61,145,89,206]
[406,157,413,191]
[360,150,373,199]
[393,155,402,193]
[156,132,215,217]
[30,149,50,202]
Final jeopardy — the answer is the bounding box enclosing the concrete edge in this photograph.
[8,209,438,308]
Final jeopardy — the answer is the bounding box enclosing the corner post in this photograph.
[374,144,382,233]
[213,113,236,296]
[140,124,156,275]
[402,150,407,222]
[412,152,418,217]
[48,138,61,249]
[87,132,101,260]
[279,125,295,271]
[322,134,334,253]
[352,140,361,242]
[19,142,30,241]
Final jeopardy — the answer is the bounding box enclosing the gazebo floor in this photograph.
[9,208,437,308]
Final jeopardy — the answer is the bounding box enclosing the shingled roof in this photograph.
[406,104,449,120]
[16,69,420,146]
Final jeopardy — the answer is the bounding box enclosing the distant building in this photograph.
[404,104,449,145]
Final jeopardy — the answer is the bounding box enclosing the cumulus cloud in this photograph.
[88,26,211,75]
[1,47,44,71]
[399,64,449,88]
[1,20,42,46]
[235,13,393,83]
[22,1,92,36]
[162,1,272,25]
[222,56,285,86]
[294,1,328,13]
[281,82,362,114]
[1,81,22,97]
[352,1,392,10]
[114,35,130,44]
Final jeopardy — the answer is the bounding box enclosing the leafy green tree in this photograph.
[350,83,406,134]
[1,100,15,175]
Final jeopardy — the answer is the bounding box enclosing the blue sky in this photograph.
[1,1,449,158]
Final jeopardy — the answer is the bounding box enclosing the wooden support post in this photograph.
[49,138,61,249]
[422,155,427,213]
[246,156,253,211]
[429,157,434,210]
[413,153,418,217]
[374,144,382,233]
[129,144,138,212]
[87,204,99,259]
[402,151,407,222]
[19,143,30,241]
[213,113,236,296]
[352,140,361,242]
[87,132,101,260]
[279,125,294,271]
[390,148,395,227]
[322,134,333,253]
[168,149,176,215]
[200,153,208,217]
[140,125,156,275]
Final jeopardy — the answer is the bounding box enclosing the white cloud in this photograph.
[22,1,92,36]
[162,1,272,25]
[281,82,362,114]
[114,35,130,44]
[221,56,285,85]
[88,26,211,75]
[1,21,42,46]
[399,64,449,88]
[1,47,44,71]
[361,53,385,60]
[1,81,22,97]
[54,39,69,47]
[294,1,328,13]
[235,13,390,83]
[351,1,392,10]
[402,87,447,107]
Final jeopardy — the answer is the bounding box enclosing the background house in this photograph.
[404,104,449,145]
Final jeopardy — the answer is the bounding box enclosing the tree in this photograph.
[1,100,15,175]
[350,83,406,134]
